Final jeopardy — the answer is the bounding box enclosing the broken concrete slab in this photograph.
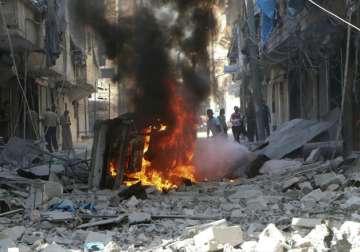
[246,196,268,211]
[298,182,313,194]
[256,224,286,252]
[42,243,69,252]
[300,189,337,208]
[128,212,151,225]
[22,232,44,245]
[0,226,25,241]
[41,211,74,222]
[342,196,360,209]
[260,160,302,175]
[241,241,258,252]
[256,119,334,159]
[193,225,243,251]
[77,215,126,229]
[282,177,300,191]
[313,172,346,190]
[228,186,263,200]
[0,239,16,252]
[305,148,322,163]
[291,218,324,229]
[295,224,330,251]
[126,196,140,208]
[327,184,340,191]
[104,241,121,252]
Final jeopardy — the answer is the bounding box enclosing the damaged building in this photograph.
[227,0,360,153]
[0,0,115,144]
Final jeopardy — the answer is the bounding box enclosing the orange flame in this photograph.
[124,79,198,191]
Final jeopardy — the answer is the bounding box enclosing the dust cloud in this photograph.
[194,137,254,180]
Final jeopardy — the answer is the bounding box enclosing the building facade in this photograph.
[227,0,360,152]
[0,0,101,147]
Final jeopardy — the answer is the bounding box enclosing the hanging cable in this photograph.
[0,3,39,139]
[307,0,360,32]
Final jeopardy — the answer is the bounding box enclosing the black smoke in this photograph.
[73,0,218,128]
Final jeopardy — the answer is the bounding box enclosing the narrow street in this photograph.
[0,0,360,251]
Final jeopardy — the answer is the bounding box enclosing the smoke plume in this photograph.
[194,138,254,180]
[73,0,218,127]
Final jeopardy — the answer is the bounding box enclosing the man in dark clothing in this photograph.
[230,106,242,143]
[262,100,271,137]
[246,103,256,142]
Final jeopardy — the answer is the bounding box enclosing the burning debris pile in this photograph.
[74,0,220,190]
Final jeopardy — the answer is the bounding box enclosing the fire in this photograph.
[123,79,198,191]
[109,161,117,177]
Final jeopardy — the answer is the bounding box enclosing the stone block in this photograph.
[291,218,323,229]
[194,225,243,251]
[313,172,345,190]
[128,212,151,224]
[256,224,285,252]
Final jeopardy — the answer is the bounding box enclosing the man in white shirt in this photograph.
[42,107,59,152]
[207,109,221,138]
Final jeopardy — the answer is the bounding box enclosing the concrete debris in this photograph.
[300,189,337,209]
[260,160,302,175]
[42,242,69,252]
[128,212,151,224]
[305,148,322,163]
[291,218,324,229]
[256,224,286,252]
[298,181,313,194]
[282,177,300,191]
[193,225,243,251]
[313,172,346,190]
[1,151,360,251]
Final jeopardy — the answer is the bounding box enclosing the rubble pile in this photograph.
[1,148,360,251]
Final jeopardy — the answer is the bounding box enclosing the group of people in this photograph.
[206,102,271,143]
[41,106,73,153]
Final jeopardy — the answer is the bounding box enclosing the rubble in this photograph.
[0,143,360,251]
[193,225,243,251]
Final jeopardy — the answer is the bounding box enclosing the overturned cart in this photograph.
[88,114,145,190]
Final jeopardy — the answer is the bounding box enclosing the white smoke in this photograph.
[193,137,254,180]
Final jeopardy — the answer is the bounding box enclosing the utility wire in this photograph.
[0,3,39,139]
[307,0,360,32]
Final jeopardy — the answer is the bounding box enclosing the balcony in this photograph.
[263,1,346,62]
[0,0,43,51]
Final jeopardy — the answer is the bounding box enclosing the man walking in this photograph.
[207,109,221,138]
[217,108,228,136]
[230,106,242,142]
[42,107,59,152]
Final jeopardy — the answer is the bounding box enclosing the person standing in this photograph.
[246,102,256,143]
[217,108,228,136]
[60,110,73,151]
[207,109,221,138]
[230,106,242,142]
[262,100,271,137]
[42,107,59,153]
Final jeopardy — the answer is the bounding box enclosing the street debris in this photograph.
[0,140,360,252]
